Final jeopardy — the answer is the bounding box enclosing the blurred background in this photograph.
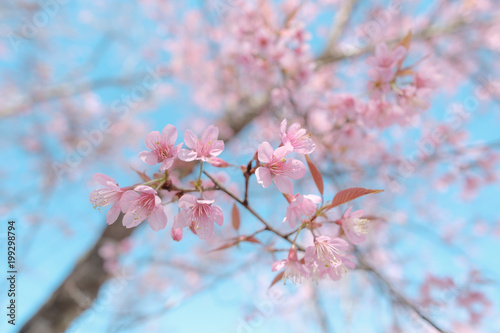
[1,0,500,332]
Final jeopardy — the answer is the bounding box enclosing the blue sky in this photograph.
[1,1,499,332]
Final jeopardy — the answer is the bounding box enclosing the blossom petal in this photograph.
[178,149,197,162]
[174,210,190,228]
[280,119,288,144]
[106,204,121,225]
[304,194,322,204]
[201,125,219,143]
[122,209,146,229]
[160,157,175,171]
[196,215,214,240]
[272,260,287,272]
[273,175,293,194]
[255,167,272,188]
[179,194,197,209]
[134,185,157,195]
[344,227,366,245]
[120,190,140,212]
[148,208,168,231]
[210,140,224,157]
[212,206,224,226]
[171,227,183,241]
[184,130,198,149]
[274,144,293,160]
[145,131,162,150]
[161,124,178,145]
[257,142,273,163]
[284,159,306,180]
[139,151,159,165]
[94,173,115,186]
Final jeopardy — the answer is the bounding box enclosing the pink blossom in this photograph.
[366,43,407,82]
[341,207,369,245]
[272,247,309,284]
[283,194,321,228]
[89,173,126,225]
[457,291,492,325]
[178,125,225,162]
[366,72,392,98]
[397,85,430,111]
[171,227,183,242]
[255,142,305,194]
[304,236,355,281]
[323,93,360,120]
[173,194,223,240]
[139,124,183,171]
[120,185,167,231]
[280,119,316,154]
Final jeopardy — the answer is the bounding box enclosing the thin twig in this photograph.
[203,171,305,251]
[357,254,448,333]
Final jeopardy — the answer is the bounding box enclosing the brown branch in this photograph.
[1,69,171,118]
[203,171,305,251]
[316,15,500,66]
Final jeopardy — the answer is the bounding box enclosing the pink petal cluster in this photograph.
[283,194,321,228]
[89,173,126,225]
[366,43,407,83]
[255,142,305,194]
[120,185,168,231]
[178,125,224,162]
[173,194,224,240]
[139,124,183,171]
[341,207,369,245]
[304,236,355,281]
[272,247,309,284]
[280,119,316,154]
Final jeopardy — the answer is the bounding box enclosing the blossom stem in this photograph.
[140,178,164,186]
[292,224,303,245]
[154,178,166,191]
[357,251,448,333]
[198,162,204,182]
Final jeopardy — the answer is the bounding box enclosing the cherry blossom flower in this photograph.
[120,185,167,231]
[366,43,407,82]
[255,142,305,194]
[305,236,355,281]
[272,247,309,284]
[139,124,183,171]
[89,173,126,225]
[178,125,225,162]
[280,119,316,154]
[171,227,183,242]
[283,194,321,228]
[173,194,223,240]
[341,207,369,245]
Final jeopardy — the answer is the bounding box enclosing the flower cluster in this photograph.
[255,119,312,194]
[90,124,226,240]
[255,121,373,284]
[90,120,377,286]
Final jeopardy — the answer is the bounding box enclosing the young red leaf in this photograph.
[231,203,240,231]
[394,31,412,70]
[269,271,285,288]
[242,236,261,244]
[395,30,412,50]
[329,187,383,209]
[305,155,324,195]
